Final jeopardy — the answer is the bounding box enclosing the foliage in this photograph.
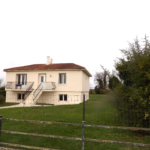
[112,36,150,127]
[108,75,120,90]
[1,95,149,150]
[94,85,100,94]
[0,79,2,87]
[89,89,95,94]
[0,86,6,97]
[94,66,110,94]
[0,95,5,103]
[0,79,6,97]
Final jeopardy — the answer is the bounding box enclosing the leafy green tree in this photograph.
[0,79,6,98]
[94,85,100,94]
[0,79,2,87]
[94,71,108,94]
[113,36,150,127]
[108,75,120,90]
[94,65,111,94]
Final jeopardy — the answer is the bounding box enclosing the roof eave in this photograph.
[4,68,92,77]
[4,68,85,72]
[82,69,92,77]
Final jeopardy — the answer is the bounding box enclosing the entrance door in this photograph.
[39,74,46,89]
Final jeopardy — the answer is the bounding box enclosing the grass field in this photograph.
[0,94,150,150]
[0,102,19,107]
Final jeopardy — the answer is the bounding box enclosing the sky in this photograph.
[0,0,150,88]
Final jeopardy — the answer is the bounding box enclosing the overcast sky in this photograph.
[0,0,150,88]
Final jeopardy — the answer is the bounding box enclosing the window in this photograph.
[59,73,66,84]
[64,95,67,101]
[59,95,63,101]
[18,94,21,100]
[17,74,27,85]
[59,94,67,101]
[18,94,25,100]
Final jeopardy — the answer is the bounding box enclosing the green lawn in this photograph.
[0,94,150,150]
[0,102,19,107]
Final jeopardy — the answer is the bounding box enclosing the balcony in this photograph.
[5,82,34,91]
[40,82,56,91]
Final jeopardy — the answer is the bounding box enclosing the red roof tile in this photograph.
[4,63,85,71]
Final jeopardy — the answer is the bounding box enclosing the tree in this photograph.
[108,75,120,90]
[0,79,2,87]
[112,35,150,127]
[0,79,5,103]
[94,66,110,94]
[94,72,104,89]
[0,79,6,97]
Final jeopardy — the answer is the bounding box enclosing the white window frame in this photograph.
[59,73,66,84]
[17,74,27,85]
[17,93,25,100]
[59,94,67,101]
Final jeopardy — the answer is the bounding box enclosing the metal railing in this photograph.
[5,82,34,90]
[40,82,56,90]
[33,82,56,101]
[33,83,43,101]
[23,82,34,100]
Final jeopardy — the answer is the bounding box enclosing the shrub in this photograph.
[112,36,150,127]
[0,95,5,103]
[94,86,100,94]
[0,86,6,97]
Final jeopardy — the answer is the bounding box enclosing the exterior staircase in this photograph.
[22,82,56,105]
[33,90,43,104]
[23,90,34,105]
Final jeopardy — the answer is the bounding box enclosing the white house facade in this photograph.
[4,57,92,105]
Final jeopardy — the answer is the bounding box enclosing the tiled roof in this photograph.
[4,63,85,71]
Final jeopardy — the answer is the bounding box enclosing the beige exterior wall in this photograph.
[6,91,89,105]
[82,71,89,92]
[6,70,83,91]
[6,90,24,103]
[37,91,84,105]
[5,70,90,104]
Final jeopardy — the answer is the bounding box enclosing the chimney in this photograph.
[46,56,50,65]
[50,58,53,64]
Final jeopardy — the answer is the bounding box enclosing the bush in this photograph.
[89,89,94,94]
[0,95,5,103]
[109,85,150,127]
[94,86,100,94]
[0,86,6,97]
[108,75,120,90]
[112,36,150,127]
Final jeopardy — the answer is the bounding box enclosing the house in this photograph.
[4,56,92,105]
